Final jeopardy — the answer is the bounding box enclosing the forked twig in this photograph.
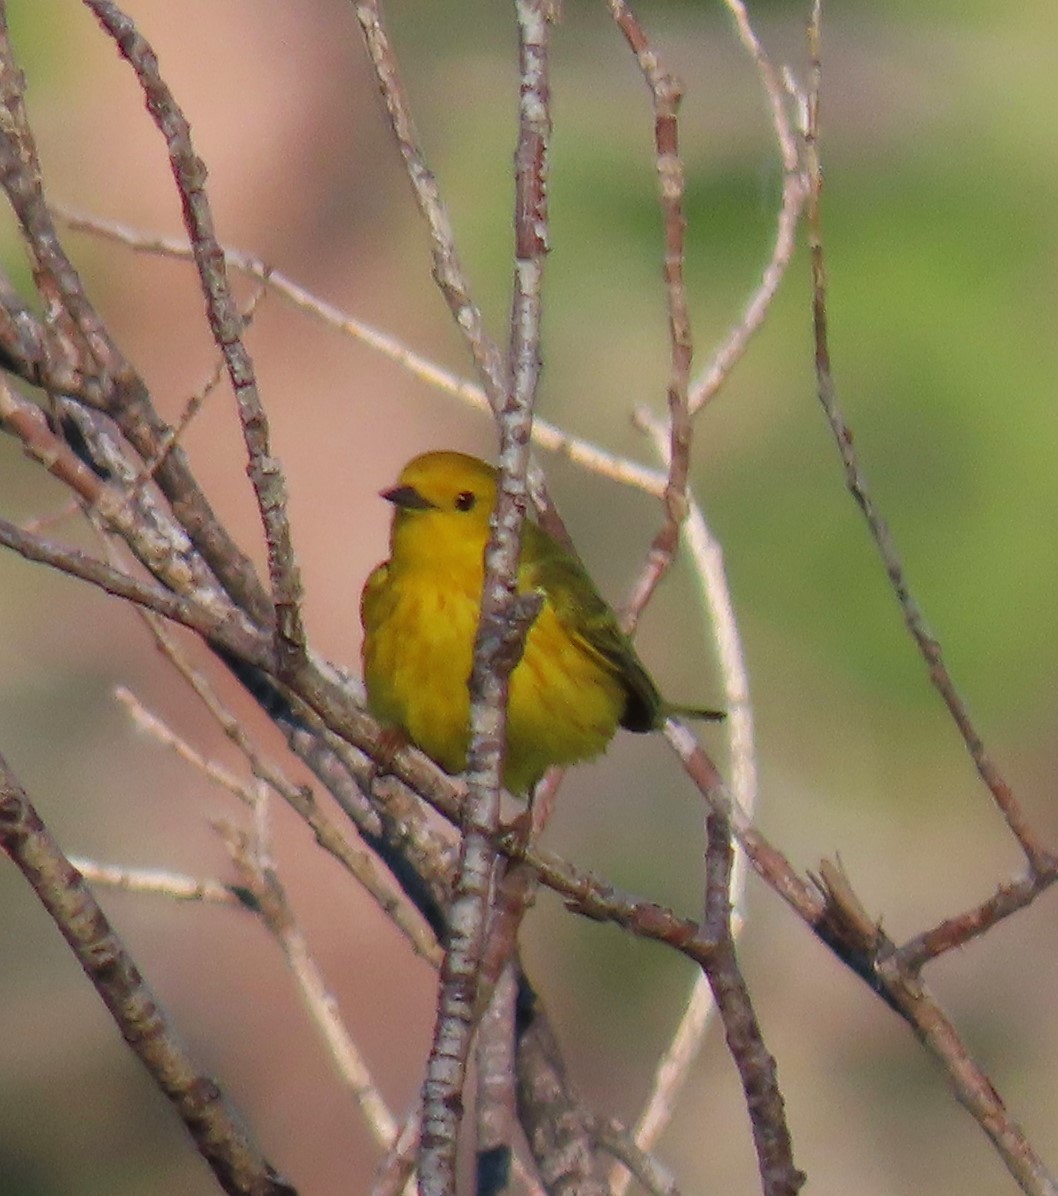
[220,822,402,1152]
[0,515,273,667]
[126,612,442,966]
[111,669,410,1153]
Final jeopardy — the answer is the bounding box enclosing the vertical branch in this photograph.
[475,963,519,1196]
[84,0,307,675]
[222,824,402,1152]
[607,0,693,625]
[418,6,553,1194]
[801,2,1052,876]
[475,866,542,1193]
[615,420,759,1194]
[698,809,804,1196]
[349,0,574,546]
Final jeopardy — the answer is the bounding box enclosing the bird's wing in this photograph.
[360,560,390,631]
[520,525,662,732]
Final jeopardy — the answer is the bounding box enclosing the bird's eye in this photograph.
[454,490,476,512]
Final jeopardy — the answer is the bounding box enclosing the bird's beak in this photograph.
[381,484,436,511]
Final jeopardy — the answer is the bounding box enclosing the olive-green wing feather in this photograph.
[520,522,725,729]
[520,523,663,732]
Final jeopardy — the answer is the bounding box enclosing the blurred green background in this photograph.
[1,1,1057,1193]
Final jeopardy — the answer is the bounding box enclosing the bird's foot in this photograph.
[368,725,409,784]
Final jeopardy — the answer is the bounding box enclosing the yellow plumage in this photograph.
[360,451,722,794]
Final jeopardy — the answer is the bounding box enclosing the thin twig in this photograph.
[353,0,581,562]
[700,807,803,1195]
[132,282,269,491]
[593,1119,680,1196]
[348,0,508,411]
[875,953,1058,1196]
[662,719,824,924]
[0,379,258,643]
[220,822,401,1152]
[615,415,757,1192]
[370,1111,421,1196]
[0,515,273,668]
[803,6,1058,1191]
[801,0,1052,878]
[130,613,442,966]
[607,0,694,628]
[68,857,249,906]
[894,868,1058,973]
[116,685,265,805]
[689,0,807,414]
[85,0,307,676]
[0,377,107,503]
[0,11,113,393]
[52,205,673,502]
[0,11,271,629]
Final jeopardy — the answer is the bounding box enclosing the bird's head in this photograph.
[381,451,499,565]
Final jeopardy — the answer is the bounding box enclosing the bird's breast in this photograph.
[361,565,481,776]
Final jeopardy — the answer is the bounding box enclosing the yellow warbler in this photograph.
[360,451,723,794]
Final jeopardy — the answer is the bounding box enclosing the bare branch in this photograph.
[370,1112,421,1196]
[877,956,1058,1196]
[69,857,249,907]
[0,515,273,667]
[516,992,607,1196]
[0,750,295,1196]
[688,0,808,415]
[699,808,803,1195]
[348,0,508,409]
[475,963,520,1196]
[616,416,757,1192]
[894,868,1058,973]
[663,720,824,925]
[419,3,553,1187]
[131,617,442,966]
[607,0,694,627]
[221,823,401,1152]
[801,0,1053,879]
[84,0,307,675]
[0,15,272,628]
[593,1119,680,1196]
[53,206,673,502]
